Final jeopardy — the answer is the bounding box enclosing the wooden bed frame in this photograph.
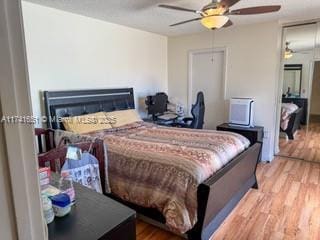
[43,88,262,240]
[280,107,303,140]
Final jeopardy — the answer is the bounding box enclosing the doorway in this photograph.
[188,48,226,129]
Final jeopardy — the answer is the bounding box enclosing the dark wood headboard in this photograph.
[44,88,135,129]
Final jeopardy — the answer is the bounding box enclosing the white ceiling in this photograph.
[24,0,320,36]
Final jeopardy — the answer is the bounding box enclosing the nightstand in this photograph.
[217,123,264,161]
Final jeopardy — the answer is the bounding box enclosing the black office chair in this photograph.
[174,91,205,129]
[145,92,168,120]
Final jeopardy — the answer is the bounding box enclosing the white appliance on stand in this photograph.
[229,98,254,128]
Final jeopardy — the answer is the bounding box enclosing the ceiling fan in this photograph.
[284,42,311,59]
[284,42,294,59]
[158,0,281,29]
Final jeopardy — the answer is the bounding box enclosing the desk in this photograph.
[143,116,179,127]
[48,175,136,240]
[143,118,175,126]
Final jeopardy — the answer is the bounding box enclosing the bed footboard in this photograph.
[105,143,261,240]
[187,143,261,240]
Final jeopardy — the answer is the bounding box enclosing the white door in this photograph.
[189,49,225,129]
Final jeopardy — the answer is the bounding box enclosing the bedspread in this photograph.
[88,122,250,233]
[281,103,299,130]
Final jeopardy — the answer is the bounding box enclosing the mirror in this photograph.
[304,61,320,162]
[277,23,318,160]
[283,64,302,98]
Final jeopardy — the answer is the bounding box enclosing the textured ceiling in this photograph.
[24,0,320,36]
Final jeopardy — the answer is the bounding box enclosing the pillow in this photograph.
[105,109,142,128]
[62,112,113,134]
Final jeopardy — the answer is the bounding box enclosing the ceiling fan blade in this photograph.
[223,19,233,28]
[230,6,281,15]
[158,4,198,13]
[220,0,241,8]
[170,18,202,27]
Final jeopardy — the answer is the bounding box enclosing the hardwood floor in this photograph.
[136,157,320,240]
[278,127,307,159]
[278,122,320,162]
[303,122,320,162]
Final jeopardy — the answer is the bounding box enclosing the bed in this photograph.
[43,88,262,240]
[280,103,303,140]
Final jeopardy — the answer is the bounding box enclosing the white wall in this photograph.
[0,104,17,240]
[22,1,168,125]
[1,0,46,238]
[168,22,282,161]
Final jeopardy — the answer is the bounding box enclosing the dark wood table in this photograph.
[48,175,136,240]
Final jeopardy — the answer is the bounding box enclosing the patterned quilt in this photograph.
[281,103,299,130]
[87,122,250,233]
[54,122,250,233]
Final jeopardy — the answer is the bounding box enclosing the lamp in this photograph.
[200,8,229,29]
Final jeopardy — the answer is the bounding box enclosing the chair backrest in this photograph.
[190,92,205,129]
[35,128,55,154]
[37,140,103,171]
[35,128,106,193]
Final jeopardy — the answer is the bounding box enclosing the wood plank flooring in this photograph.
[278,127,307,159]
[303,122,320,162]
[136,157,320,240]
[279,122,320,162]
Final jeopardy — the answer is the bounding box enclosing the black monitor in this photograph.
[145,93,168,119]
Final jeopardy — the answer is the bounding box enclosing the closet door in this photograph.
[305,61,320,162]
[189,49,226,129]
[278,23,319,161]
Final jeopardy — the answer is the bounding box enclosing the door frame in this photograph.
[0,0,46,239]
[274,26,286,155]
[187,47,228,114]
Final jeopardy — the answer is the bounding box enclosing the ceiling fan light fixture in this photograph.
[203,7,226,16]
[201,15,229,29]
[284,51,293,59]
[159,2,281,29]
[284,42,293,59]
